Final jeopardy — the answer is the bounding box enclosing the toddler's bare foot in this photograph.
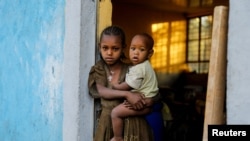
[110,137,123,141]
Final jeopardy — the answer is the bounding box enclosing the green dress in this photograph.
[88,60,154,141]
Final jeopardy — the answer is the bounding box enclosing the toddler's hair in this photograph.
[136,33,154,50]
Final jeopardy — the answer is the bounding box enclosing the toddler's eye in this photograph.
[130,47,135,50]
[140,48,145,52]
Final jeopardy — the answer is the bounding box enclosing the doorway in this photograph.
[96,0,229,140]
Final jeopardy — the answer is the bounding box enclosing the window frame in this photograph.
[186,15,213,73]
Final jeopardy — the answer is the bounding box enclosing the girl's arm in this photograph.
[96,84,146,110]
[123,93,161,109]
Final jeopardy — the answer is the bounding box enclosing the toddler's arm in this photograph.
[112,81,132,91]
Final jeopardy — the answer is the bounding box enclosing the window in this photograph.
[150,15,212,74]
[187,15,213,73]
[151,21,187,73]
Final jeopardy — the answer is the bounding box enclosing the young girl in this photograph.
[110,33,159,141]
[88,25,159,141]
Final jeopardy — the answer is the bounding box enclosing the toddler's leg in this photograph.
[111,103,152,141]
[111,104,125,141]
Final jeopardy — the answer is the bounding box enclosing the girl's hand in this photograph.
[144,98,154,107]
[124,98,154,110]
[123,100,134,109]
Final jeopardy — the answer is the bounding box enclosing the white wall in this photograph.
[227,0,250,124]
[64,0,96,140]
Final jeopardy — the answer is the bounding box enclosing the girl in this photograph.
[88,25,161,141]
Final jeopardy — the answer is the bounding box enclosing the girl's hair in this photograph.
[100,25,127,60]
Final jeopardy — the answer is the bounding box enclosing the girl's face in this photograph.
[99,35,123,65]
[129,35,153,65]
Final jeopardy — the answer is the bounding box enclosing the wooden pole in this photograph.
[202,6,228,141]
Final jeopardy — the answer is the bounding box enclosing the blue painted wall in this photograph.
[0,0,65,141]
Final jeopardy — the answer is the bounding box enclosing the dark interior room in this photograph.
[111,0,229,140]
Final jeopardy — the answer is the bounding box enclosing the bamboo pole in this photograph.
[202,6,228,141]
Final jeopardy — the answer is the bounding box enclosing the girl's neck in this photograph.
[107,61,122,82]
[108,60,122,71]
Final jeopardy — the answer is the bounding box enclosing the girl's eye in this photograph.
[102,46,108,51]
[113,48,119,51]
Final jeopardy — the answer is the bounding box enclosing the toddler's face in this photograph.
[129,35,152,65]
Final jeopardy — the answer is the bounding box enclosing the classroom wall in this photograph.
[112,3,186,51]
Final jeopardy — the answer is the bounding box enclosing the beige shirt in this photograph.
[125,60,159,98]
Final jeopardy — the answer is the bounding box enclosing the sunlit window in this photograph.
[151,21,187,73]
[151,23,168,73]
[151,15,212,74]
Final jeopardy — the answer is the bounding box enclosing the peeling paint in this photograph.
[0,0,65,140]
